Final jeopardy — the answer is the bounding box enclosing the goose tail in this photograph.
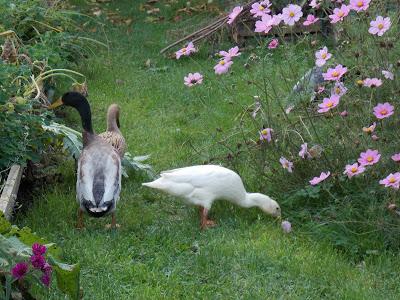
[142,178,164,190]
[106,104,121,132]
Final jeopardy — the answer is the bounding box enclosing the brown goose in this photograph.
[49,92,121,229]
[98,104,126,158]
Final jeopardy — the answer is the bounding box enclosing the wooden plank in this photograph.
[0,164,23,220]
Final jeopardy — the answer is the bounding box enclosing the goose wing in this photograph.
[77,142,121,209]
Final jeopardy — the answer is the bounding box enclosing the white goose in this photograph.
[142,165,281,229]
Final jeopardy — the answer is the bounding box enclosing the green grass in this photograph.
[17,0,400,298]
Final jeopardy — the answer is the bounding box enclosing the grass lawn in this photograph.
[17,0,400,298]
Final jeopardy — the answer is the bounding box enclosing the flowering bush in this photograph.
[174,0,400,255]
[0,212,80,299]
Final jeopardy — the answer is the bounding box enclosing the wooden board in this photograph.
[0,164,23,220]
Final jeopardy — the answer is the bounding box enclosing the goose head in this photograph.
[246,193,281,218]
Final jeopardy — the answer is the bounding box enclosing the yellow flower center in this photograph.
[380,109,387,115]
[389,177,396,183]
[289,12,295,17]
[357,80,364,86]
[338,11,344,17]
[378,23,384,30]
[332,71,339,77]
[335,87,341,94]
[262,129,268,135]
[259,5,264,10]
[351,167,358,173]
[321,53,327,59]
[326,101,333,108]
[367,156,373,162]
[182,47,187,52]
[219,60,225,65]
[357,1,363,7]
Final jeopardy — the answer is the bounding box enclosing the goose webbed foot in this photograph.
[105,212,120,229]
[199,206,217,230]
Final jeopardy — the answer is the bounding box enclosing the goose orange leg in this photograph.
[105,212,121,229]
[76,208,84,229]
[199,206,216,230]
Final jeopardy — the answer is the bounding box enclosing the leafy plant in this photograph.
[0,212,80,299]
[42,122,155,178]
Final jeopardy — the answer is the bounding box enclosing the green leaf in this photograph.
[49,257,81,300]
[0,211,12,234]
[43,122,155,178]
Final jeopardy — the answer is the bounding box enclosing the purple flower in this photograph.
[30,254,46,269]
[281,220,292,233]
[11,262,29,279]
[32,243,47,256]
[42,263,52,275]
[41,273,51,287]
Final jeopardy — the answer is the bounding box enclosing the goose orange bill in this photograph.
[48,97,63,109]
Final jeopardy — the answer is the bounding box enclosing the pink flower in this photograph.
[379,173,400,189]
[260,128,273,142]
[340,110,348,117]
[317,95,340,113]
[250,1,271,18]
[317,86,325,94]
[271,14,282,26]
[279,157,293,173]
[303,14,319,26]
[362,122,376,134]
[382,70,394,80]
[175,42,197,59]
[219,46,241,61]
[371,134,379,141]
[392,153,400,162]
[268,39,279,49]
[363,78,382,88]
[323,64,347,81]
[331,82,347,96]
[31,254,46,269]
[358,149,380,166]
[315,46,331,67]
[373,102,394,119]
[329,5,350,23]
[214,59,233,75]
[309,0,321,9]
[343,163,366,178]
[255,14,275,34]
[299,143,311,159]
[11,262,29,279]
[369,16,391,36]
[281,4,303,26]
[309,171,330,185]
[184,73,203,87]
[285,105,294,114]
[32,243,47,256]
[227,6,243,25]
[349,0,370,12]
[281,220,292,233]
[41,273,51,287]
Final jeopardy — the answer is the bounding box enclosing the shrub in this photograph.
[0,0,95,177]
[176,0,400,256]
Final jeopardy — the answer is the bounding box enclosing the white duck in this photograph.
[142,165,281,229]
